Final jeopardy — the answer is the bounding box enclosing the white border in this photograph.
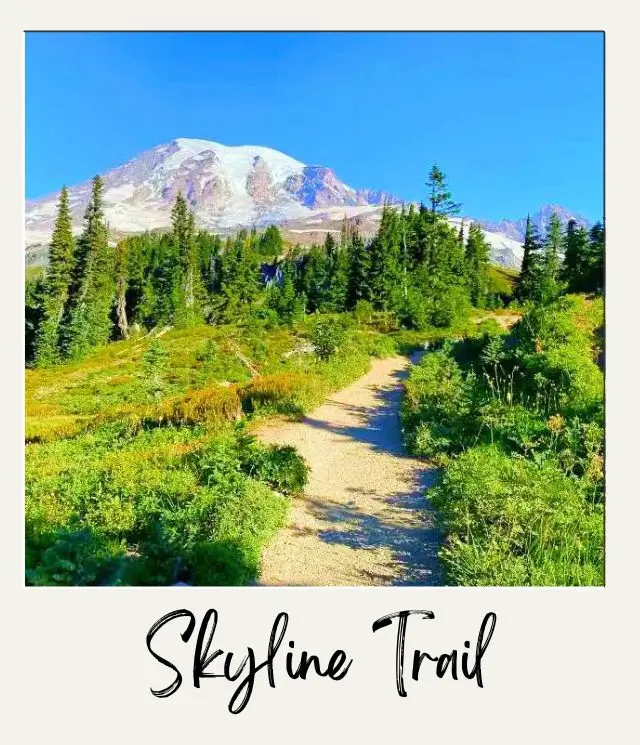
[3,5,639,742]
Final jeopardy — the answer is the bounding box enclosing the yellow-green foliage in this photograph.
[29,312,456,585]
[487,264,518,297]
[239,372,311,415]
[161,386,242,427]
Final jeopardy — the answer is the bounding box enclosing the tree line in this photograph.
[516,212,604,303]
[26,166,604,366]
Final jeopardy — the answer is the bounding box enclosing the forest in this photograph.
[24,166,605,586]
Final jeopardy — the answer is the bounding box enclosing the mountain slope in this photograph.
[477,204,594,242]
[25,138,399,247]
[25,138,593,270]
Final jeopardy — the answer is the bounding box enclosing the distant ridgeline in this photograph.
[25,165,604,367]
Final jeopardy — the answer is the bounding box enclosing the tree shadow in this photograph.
[300,364,412,456]
[307,495,442,586]
[295,353,444,585]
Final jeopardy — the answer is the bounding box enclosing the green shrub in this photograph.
[142,339,169,400]
[402,347,472,456]
[353,299,375,326]
[402,295,604,587]
[310,319,347,361]
[26,527,125,586]
[239,373,310,416]
[431,445,604,586]
[244,443,309,495]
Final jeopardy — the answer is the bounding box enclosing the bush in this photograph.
[309,319,347,361]
[402,347,472,456]
[244,443,309,495]
[161,386,242,427]
[26,527,125,586]
[431,446,604,586]
[353,300,375,326]
[25,422,299,586]
[239,373,310,416]
[142,339,169,400]
[401,295,604,587]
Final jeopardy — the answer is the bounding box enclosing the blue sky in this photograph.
[26,31,604,220]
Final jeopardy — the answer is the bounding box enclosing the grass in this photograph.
[402,294,604,586]
[26,308,479,586]
[487,264,519,297]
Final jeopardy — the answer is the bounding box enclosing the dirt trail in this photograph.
[256,354,442,586]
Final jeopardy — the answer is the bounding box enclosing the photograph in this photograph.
[24,30,605,588]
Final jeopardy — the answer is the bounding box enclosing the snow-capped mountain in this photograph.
[477,204,594,243]
[279,208,526,269]
[25,138,400,248]
[24,138,592,270]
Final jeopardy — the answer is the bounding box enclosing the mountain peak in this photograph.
[24,139,592,272]
[26,138,392,246]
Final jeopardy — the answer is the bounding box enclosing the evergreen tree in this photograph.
[585,221,605,293]
[368,205,403,312]
[268,260,297,324]
[197,231,222,297]
[34,186,75,365]
[324,233,349,312]
[63,175,115,359]
[464,223,491,307]
[218,230,260,319]
[515,214,541,301]
[296,245,330,311]
[346,224,371,308]
[123,232,156,328]
[425,165,461,221]
[258,225,284,257]
[562,219,591,292]
[168,194,203,326]
[324,231,337,263]
[26,273,46,366]
[537,212,564,303]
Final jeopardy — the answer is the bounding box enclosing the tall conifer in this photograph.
[464,223,491,307]
[516,214,541,301]
[35,186,75,365]
[63,175,114,359]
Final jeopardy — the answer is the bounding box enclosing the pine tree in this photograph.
[515,214,541,301]
[464,223,491,307]
[34,186,75,365]
[167,194,203,326]
[368,205,403,312]
[197,231,222,297]
[537,212,564,303]
[268,260,298,324]
[123,232,156,328]
[562,219,590,292]
[425,165,461,221]
[219,230,260,320]
[324,231,337,261]
[63,175,115,359]
[258,225,284,257]
[346,224,371,308]
[325,234,349,312]
[585,222,605,293]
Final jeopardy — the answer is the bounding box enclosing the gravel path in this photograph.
[256,354,442,586]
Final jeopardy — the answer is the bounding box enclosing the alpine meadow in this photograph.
[25,33,604,588]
